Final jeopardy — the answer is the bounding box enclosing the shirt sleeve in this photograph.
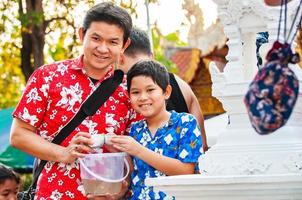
[12,66,51,128]
[177,114,203,163]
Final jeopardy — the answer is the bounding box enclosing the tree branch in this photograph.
[44,16,74,30]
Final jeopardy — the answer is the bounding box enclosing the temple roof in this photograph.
[170,48,201,83]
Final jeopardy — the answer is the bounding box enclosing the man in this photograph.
[10,2,136,199]
[119,28,209,152]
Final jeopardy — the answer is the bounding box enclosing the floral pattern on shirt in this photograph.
[128,111,202,200]
[13,56,139,200]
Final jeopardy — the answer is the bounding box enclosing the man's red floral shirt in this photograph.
[13,56,138,199]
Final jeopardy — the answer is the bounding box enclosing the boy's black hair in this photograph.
[0,165,20,185]
[83,2,132,45]
[124,27,152,57]
[127,60,169,92]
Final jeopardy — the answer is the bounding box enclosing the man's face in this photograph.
[79,21,130,78]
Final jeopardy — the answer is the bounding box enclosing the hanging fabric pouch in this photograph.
[244,0,301,134]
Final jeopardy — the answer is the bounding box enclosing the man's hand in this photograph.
[61,132,94,164]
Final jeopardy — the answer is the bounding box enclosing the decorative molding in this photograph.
[234,155,272,175]
[199,156,224,175]
[283,153,302,173]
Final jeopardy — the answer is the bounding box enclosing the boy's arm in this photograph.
[136,147,195,175]
[111,136,196,176]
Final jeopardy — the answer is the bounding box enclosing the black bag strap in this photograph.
[30,69,124,190]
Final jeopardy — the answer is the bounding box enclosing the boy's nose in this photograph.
[138,92,148,101]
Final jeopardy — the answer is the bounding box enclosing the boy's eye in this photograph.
[147,88,155,92]
[130,91,139,95]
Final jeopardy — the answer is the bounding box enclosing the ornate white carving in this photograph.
[199,156,224,175]
[183,0,204,40]
[184,0,226,56]
[234,155,272,175]
[208,62,227,97]
[283,153,302,173]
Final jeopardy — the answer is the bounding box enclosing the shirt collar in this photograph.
[70,55,84,70]
[167,110,178,127]
[71,55,114,82]
[140,110,177,130]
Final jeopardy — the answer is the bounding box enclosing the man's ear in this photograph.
[78,27,85,42]
[121,38,131,53]
[164,85,172,99]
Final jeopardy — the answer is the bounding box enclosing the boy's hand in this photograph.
[110,135,143,157]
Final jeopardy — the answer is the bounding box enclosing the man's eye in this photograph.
[111,41,119,45]
[92,37,99,41]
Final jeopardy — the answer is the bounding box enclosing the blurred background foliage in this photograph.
[0,0,185,109]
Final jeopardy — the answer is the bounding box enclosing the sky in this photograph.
[132,0,217,42]
[83,0,218,42]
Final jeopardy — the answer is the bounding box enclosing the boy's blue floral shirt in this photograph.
[128,110,202,200]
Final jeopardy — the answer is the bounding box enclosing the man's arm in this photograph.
[174,74,209,152]
[10,118,93,164]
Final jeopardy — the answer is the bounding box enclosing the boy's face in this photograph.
[0,179,19,200]
[79,21,130,78]
[129,76,171,119]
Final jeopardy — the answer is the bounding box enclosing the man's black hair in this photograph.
[83,2,132,45]
[124,27,152,57]
[127,60,169,92]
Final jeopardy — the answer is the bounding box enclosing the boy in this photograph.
[111,60,202,199]
[0,165,20,200]
[119,27,208,152]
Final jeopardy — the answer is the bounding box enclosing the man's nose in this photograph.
[97,42,109,52]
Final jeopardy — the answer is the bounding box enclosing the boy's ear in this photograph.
[164,85,172,100]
